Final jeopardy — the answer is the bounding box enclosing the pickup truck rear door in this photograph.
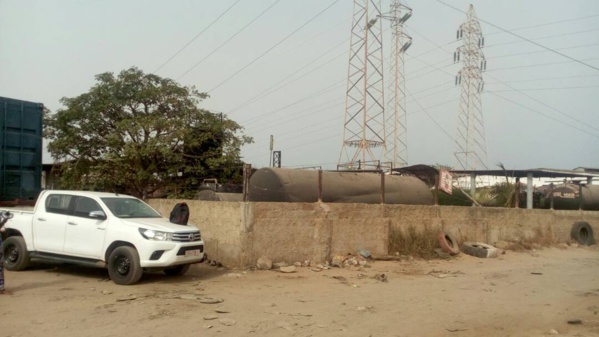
[63,196,107,258]
[32,194,74,253]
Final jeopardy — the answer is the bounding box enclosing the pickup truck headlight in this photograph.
[139,228,173,241]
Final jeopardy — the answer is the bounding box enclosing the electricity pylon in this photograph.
[338,0,387,171]
[453,4,488,174]
[380,1,412,169]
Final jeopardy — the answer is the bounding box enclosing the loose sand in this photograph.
[1,246,598,337]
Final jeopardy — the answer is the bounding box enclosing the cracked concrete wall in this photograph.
[148,199,599,268]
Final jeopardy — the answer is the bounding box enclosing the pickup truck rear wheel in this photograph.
[107,246,143,285]
[3,236,30,271]
[163,264,191,276]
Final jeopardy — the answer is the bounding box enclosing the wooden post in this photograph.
[434,174,440,206]
[380,171,385,204]
[514,177,520,208]
[242,164,251,202]
[317,169,323,202]
[550,183,554,210]
[579,184,583,210]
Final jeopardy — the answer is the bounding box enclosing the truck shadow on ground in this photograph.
[11,261,228,289]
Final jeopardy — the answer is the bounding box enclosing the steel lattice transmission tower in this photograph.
[381,1,412,168]
[453,4,488,172]
[338,0,387,171]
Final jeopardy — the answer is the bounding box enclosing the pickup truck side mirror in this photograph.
[89,210,107,220]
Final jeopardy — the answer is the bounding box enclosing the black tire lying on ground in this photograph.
[438,231,460,256]
[571,221,595,246]
[461,242,498,258]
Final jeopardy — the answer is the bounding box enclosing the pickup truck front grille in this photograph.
[172,231,202,242]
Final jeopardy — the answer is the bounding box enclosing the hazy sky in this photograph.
[1,0,598,171]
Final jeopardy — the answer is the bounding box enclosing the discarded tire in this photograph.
[461,242,499,258]
[438,231,460,256]
[571,221,595,246]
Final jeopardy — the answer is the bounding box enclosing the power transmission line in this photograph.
[434,0,599,73]
[487,42,599,60]
[486,58,599,72]
[177,0,282,81]
[488,92,599,139]
[485,28,599,49]
[487,85,599,92]
[489,74,599,83]
[227,41,348,115]
[485,13,599,36]
[207,0,342,93]
[407,23,599,137]
[153,0,242,74]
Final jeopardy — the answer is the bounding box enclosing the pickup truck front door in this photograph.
[64,196,108,258]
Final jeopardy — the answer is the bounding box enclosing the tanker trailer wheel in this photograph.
[461,242,499,258]
[438,231,460,256]
[571,221,595,246]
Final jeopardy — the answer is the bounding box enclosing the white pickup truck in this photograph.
[1,190,205,285]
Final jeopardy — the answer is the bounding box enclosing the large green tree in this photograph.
[45,67,252,198]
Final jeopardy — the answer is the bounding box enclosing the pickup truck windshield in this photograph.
[101,197,161,219]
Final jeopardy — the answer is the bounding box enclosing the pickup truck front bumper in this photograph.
[138,240,205,267]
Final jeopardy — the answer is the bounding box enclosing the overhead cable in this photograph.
[154,0,242,74]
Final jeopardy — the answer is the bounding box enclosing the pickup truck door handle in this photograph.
[37,218,47,221]
[67,221,77,226]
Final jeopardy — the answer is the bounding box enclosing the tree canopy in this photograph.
[45,67,252,198]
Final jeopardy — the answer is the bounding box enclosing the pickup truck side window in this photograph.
[73,197,103,219]
[45,194,74,215]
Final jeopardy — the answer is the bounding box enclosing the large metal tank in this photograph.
[248,168,434,204]
[0,96,43,201]
[197,189,243,202]
[581,185,599,210]
[537,183,599,210]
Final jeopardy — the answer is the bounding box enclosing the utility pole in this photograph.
[454,4,488,176]
[380,1,412,169]
[338,0,387,171]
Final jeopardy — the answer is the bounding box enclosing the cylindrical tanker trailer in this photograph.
[536,183,599,210]
[197,190,243,202]
[248,167,434,205]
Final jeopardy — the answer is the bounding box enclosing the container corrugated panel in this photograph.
[0,96,43,201]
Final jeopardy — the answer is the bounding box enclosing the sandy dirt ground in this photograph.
[1,246,598,337]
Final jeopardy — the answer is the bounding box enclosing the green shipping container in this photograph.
[0,96,43,201]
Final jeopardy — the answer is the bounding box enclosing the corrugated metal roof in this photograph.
[392,165,599,179]
[450,168,599,179]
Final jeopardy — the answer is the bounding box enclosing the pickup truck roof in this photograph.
[39,190,137,199]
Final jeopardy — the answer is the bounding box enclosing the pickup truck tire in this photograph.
[163,264,191,276]
[107,246,143,285]
[3,236,30,271]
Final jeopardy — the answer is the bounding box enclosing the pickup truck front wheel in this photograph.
[107,246,143,285]
[3,236,30,271]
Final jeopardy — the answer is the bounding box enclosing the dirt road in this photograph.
[1,246,598,337]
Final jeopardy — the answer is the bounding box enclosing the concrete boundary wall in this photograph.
[148,199,599,268]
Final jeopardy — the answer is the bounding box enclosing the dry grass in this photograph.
[496,225,558,251]
[389,225,441,259]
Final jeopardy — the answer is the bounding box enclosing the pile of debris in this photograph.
[256,249,371,273]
